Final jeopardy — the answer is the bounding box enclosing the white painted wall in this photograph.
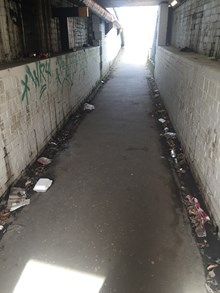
[155,46,220,228]
[102,28,121,77]
[0,47,100,196]
[171,0,220,57]
[157,3,168,46]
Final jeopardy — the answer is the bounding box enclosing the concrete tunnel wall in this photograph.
[171,0,220,57]
[0,29,121,198]
[0,0,120,65]
[102,27,122,77]
[0,0,62,63]
[155,0,220,228]
[0,1,23,63]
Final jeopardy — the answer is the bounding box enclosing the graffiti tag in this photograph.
[21,59,51,103]
[55,55,77,92]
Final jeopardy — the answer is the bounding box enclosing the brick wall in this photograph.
[0,1,119,64]
[0,0,62,63]
[67,17,89,49]
[50,17,61,53]
[58,17,88,50]
[0,47,100,196]
[35,0,61,54]
[91,14,102,46]
[67,18,75,49]
[73,17,88,48]
[155,46,220,228]
[0,1,22,63]
[171,0,220,57]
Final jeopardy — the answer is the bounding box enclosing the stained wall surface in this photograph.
[0,48,100,195]
[171,0,220,57]
[155,46,220,227]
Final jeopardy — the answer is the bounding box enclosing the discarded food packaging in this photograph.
[7,187,29,211]
[10,199,30,212]
[37,157,52,165]
[158,118,166,123]
[33,178,53,192]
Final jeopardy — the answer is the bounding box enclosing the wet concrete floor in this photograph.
[0,49,206,293]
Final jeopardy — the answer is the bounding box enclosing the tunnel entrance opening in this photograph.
[116,6,158,64]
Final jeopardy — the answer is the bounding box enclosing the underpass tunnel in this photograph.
[0,1,220,293]
[115,6,158,64]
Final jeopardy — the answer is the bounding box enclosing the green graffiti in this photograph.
[55,55,77,92]
[21,74,30,103]
[20,52,88,102]
[21,59,51,102]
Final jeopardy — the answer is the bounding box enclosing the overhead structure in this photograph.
[95,0,162,8]
[80,0,115,22]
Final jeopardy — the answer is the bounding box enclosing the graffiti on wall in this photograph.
[21,59,51,103]
[55,54,78,92]
[20,52,89,103]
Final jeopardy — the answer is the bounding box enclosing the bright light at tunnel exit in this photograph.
[13,259,105,293]
[116,6,158,64]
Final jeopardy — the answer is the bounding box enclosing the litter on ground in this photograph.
[83,103,95,111]
[7,187,30,212]
[33,178,53,192]
[158,118,166,123]
[37,157,52,165]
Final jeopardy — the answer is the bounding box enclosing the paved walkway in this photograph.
[0,49,206,293]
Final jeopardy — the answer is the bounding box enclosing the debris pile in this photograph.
[23,156,53,192]
[155,99,188,175]
[206,262,220,293]
[0,187,30,233]
[185,194,210,238]
[7,187,30,212]
[0,176,53,235]
[148,76,220,293]
[0,209,10,231]
[0,100,93,239]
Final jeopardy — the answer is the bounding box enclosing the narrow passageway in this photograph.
[0,49,206,293]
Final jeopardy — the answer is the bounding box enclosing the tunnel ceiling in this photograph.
[52,0,161,8]
[94,0,161,7]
